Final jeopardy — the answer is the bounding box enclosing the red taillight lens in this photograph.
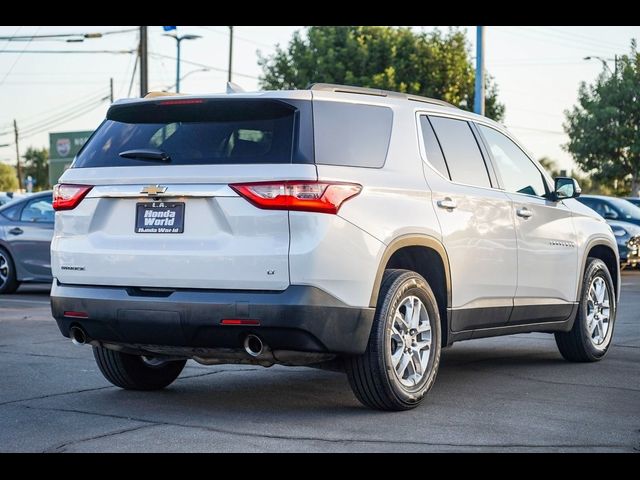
[230,181,362,214]
[220,319,261,326]
[63,311,89,319]
[52,184,93,211]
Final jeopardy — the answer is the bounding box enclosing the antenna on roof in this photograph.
[226,82,245,94]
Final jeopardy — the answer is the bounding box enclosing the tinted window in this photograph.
[74,100,296,168]
[419,116,449,178]
[314,101,392,168]
[0,203,22,221]
[478,125,546,197]
[20,196,54,223]
[429,116,490,188]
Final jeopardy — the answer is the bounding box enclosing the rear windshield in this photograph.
[74,99,298,168]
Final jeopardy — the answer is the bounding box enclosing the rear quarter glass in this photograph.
[73,98,313,168]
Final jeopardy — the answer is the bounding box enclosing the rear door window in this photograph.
[419,116,450,178]
[313,101,392,168]
[428,116,491,188]
[20,196,54,223]
[74,99,301,168]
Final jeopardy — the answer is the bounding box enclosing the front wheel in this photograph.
[555,258,616,362]
[93,346,186,390]
[345,269,441,411]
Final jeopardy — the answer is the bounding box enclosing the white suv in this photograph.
[51,84,619,410]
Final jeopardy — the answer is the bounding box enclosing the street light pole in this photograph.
[474,26,485,116]
[164,33,202,93]
[583,55,615,75]
[176,37,182,92]
[228,26,234,83]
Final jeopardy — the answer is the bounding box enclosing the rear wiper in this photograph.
[119,149,171,162]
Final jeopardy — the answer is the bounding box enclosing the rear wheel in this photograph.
[555,258,616,362]
[345,269,441,411]
[93,346,186,390]
[0,248,19,294]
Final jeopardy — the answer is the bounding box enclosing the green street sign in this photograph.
[48,130,93,185]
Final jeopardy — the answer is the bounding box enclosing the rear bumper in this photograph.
[51,282,375,355]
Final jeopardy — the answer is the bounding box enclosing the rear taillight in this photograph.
[52,184,93,211]
[230,181,362,214]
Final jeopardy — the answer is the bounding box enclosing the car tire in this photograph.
[0,247,20,294]
[93,346,187,390]
[555,258,616,362]
[345,269,441,411]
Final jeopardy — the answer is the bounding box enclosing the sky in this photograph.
[0,25,638,173]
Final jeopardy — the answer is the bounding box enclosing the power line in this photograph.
[496,27,618,57]
[0,26,40,86]
[0,27,138,41]
[18,88,109,124]
[21,93,108,132]
[19,93,109,134]
[19,99,108,139]
[198,26,274,49]
[149,52,259,80]
[0,26,22,54]
[0,49,136,54]
[533,27,629,53]
[506,125,565,135]
[128,52,140,97]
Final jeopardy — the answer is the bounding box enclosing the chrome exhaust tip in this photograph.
[243,334,264,357]
[69,326,87,346]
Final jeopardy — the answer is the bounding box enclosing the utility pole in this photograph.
[109,77,114,102]
[614,54,618,77]
[228,26,234,82]
[139,26,148,97]
[13,120,22,190]
[474,26,485,116]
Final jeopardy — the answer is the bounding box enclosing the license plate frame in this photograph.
[135,202,185,234]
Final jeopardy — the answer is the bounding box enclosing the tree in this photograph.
[0,163,18,191]
[538,156,563,178]
[259,26,504,121]
[22,147,49,191]
[564,41,640,196]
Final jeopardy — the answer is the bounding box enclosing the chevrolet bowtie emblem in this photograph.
[141,185,168,195]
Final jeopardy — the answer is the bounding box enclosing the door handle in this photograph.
[437,198,457,210]
[8,227,23,235]
[516,207,533,219]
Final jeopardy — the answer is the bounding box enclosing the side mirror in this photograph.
[604,211,618,220]
[553,177,581,200]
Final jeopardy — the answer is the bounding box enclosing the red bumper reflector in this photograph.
[64,311,89,319]
[220,319,260,326]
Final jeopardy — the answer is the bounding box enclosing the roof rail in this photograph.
[308,83,456,109]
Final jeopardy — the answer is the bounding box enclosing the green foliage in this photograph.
[538,156,624,196]
[0,163,19,191]
[564,40,640,196]
[22,147,50,191]
[259,26,504,121]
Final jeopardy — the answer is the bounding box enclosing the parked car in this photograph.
[577,195,640,268]
[0,194,12,207]
[50,84,619,411]
[577,195,640,226]
[625,197,640,208]
[0,191,54,293]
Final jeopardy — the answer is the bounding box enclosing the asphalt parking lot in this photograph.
[1,274,639,453]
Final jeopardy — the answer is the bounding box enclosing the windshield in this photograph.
[74,99,297,168]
